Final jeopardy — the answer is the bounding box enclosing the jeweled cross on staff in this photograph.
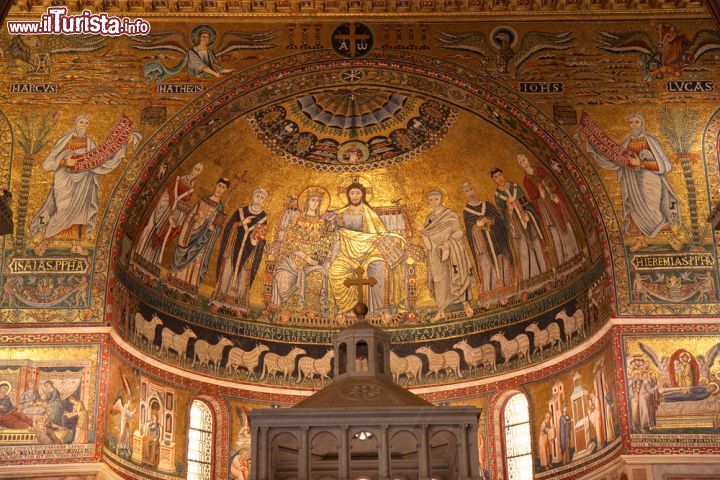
[334,23,370,58]
[343,266,377,307]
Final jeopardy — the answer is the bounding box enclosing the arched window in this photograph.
[503,393,533,480]
[187,400,214,480]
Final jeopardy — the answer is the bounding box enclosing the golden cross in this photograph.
[334,23,371,58]
[343,266,377,307]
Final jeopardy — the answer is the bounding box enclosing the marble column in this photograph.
[419,424,430,480]
[258,426,269,480]
[379,424,390,480]
[299,426,310,480]
[339,425,350,480]
[458,424,470,479]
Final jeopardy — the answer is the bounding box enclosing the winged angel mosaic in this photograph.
[131,25,277,84]
[594,25,720,81]
[434,26,575,77]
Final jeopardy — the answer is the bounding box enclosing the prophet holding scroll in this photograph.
[328,181,406,319]
[30,114,141,255]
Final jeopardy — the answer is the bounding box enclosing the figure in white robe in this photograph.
[584,113,682,252]
[30,114,141,255]
[420,190,473,321]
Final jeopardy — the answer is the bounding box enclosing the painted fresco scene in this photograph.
[526,344,620,478]
[0,344,100,462]
[623,334,720,438]
[104,350,191,478]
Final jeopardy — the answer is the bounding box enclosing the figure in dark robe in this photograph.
[559,405,572,464]
[460,183,513,301]
[212,188,269,312]
[0,190,13,236]
[42,380,64,426]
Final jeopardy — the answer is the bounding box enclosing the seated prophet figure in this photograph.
[270,188,336,315]
[328,181,406,320]
[420,190,473,321]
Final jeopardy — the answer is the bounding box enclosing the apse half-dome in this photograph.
[113,65,609,389]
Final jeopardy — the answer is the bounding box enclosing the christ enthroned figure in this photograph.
[328,182,406,320]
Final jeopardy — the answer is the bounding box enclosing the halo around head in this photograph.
[297,186,331,215]
[337,175,374,203]
[191,25,217,46]
[0,381,11,394]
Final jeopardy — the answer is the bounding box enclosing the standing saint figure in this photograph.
[168,178,229,294]
[584,113,682,252]
[491,168,548,282]
[64,395,88,444]
[516,154,580,267]
[212,188,269,312]
[134,162,204,270]
[142,412,162,467]
[328,181,406,320]
[460,182,513,301]
[112,393,135,456]
[559,404,572,464]
[538,411,554,470]
[675,352,694,387]
[419,190,473,321]
[639,372,658,431]
[30,114,141,255]
[270,188,335,315]
[604,390,616,442]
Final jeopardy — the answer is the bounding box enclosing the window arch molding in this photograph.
[185,395,228,480]
[491,389,534,480]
